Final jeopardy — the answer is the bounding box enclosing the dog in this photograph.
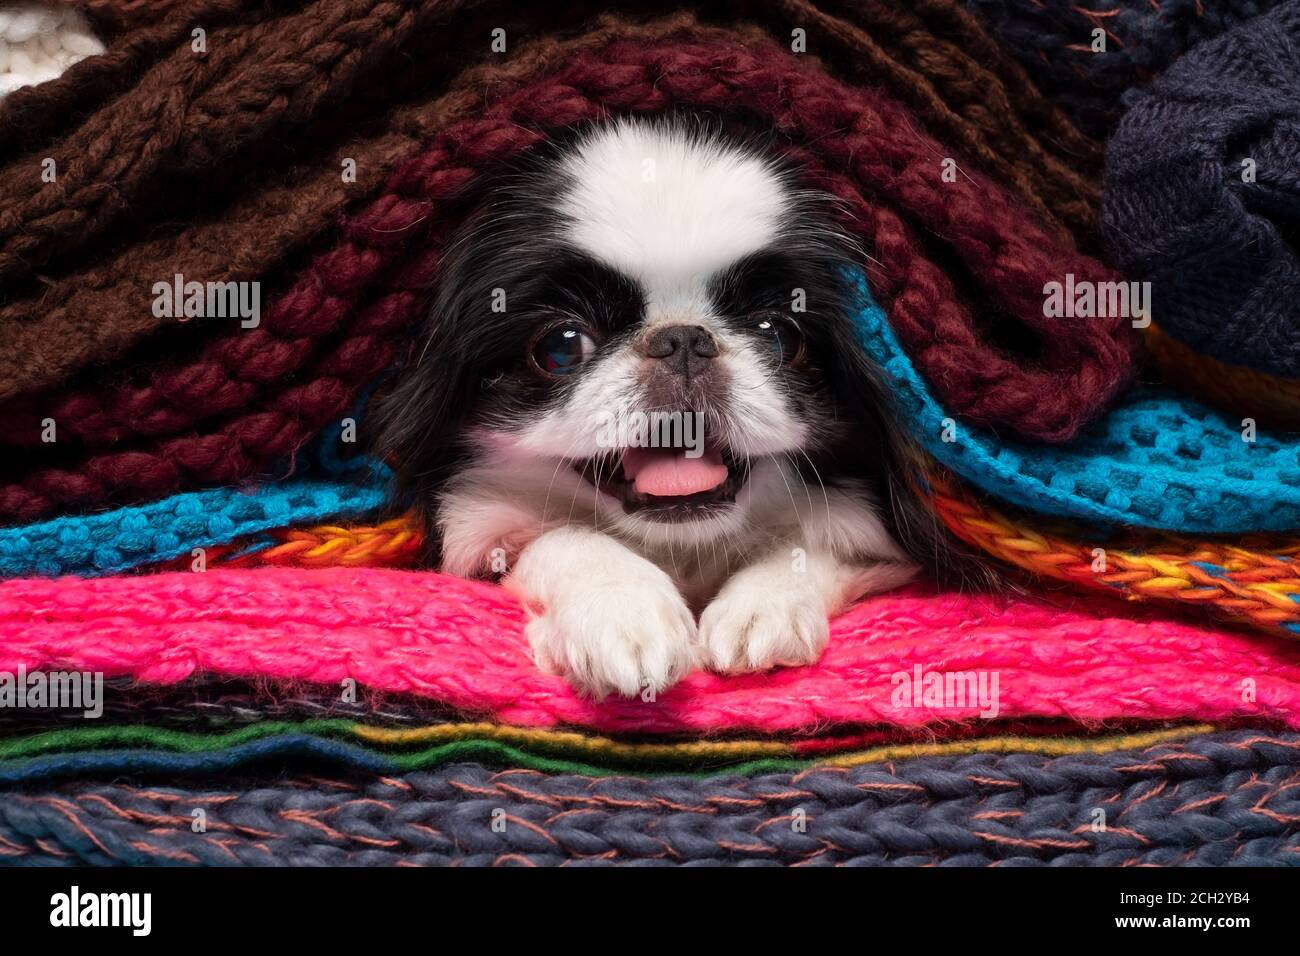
[373,115,968,699]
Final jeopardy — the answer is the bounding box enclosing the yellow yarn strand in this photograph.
[354,721,1216,768]
[355,721,796,762]
[823,724,1215,768]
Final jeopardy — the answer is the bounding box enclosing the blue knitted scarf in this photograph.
[849,268,1300,533]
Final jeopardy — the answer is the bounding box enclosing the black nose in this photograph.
[640,324,719,378]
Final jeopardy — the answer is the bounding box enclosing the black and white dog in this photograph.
[374,116,963,698]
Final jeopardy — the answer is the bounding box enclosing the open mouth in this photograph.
[575,442,749,522]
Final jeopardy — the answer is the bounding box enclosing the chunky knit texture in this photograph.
[8,452,1294,643]
[963,0,1284,136]
[0,0,428,284]
[0,0,590,402]
[1104,1,1300,378]
[0,30,1131,524]
[162,516,423,571]
[0,462,387,577]
[851,271,1300,533]
[0,1,285,164]
[1,0,1294,874]
[0,0,1099,384]
[5,0,1101,282]
[5,729,1299,865]
[0,1,1100,403]
[926,470,1300,637]
[5,567,1300,734]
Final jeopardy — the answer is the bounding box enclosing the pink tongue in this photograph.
[622,445,728,497]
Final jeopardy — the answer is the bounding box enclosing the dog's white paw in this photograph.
[525,574,697,699]
[698,577,830,675]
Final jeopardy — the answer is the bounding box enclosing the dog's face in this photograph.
[376,117,912,574]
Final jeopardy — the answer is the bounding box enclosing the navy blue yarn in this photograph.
[1104,1,1300,377]
[963,0,1282,136]
[2,730,1299,865]
[0,735,401,784]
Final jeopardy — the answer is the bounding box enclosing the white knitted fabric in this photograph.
[0,3,104,98]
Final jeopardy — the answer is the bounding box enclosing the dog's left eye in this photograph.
[531,326,596,377]
[753,315,804,364]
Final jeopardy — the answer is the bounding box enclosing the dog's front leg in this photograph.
[698,548,916,675]
[505,527,697,699]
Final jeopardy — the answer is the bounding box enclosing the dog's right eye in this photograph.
[531,326,596,378]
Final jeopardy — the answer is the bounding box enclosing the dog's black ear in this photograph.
[367,194,521,564]
[368,305,476,567]
[821,274,1005,594]
[878,434,1007,594]
[367,141,572,565]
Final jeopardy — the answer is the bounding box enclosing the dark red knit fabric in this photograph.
[0,33,1132,522]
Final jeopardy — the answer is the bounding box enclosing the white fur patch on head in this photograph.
[512,117,808,466]
[557,117,791,312]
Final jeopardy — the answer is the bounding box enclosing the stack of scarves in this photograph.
[1,0,1299,866]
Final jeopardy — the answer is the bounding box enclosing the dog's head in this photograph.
[373,116,974,581]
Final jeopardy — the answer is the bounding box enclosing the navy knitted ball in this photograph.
[1104,0,1300,377]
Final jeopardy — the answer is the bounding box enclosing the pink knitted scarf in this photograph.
[3,567,1296,734]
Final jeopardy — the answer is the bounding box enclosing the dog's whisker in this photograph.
[542,428,590,537]
[793,446,835,537]
[770,452,805,539]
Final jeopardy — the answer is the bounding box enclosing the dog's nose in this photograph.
[640,324,719,378]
